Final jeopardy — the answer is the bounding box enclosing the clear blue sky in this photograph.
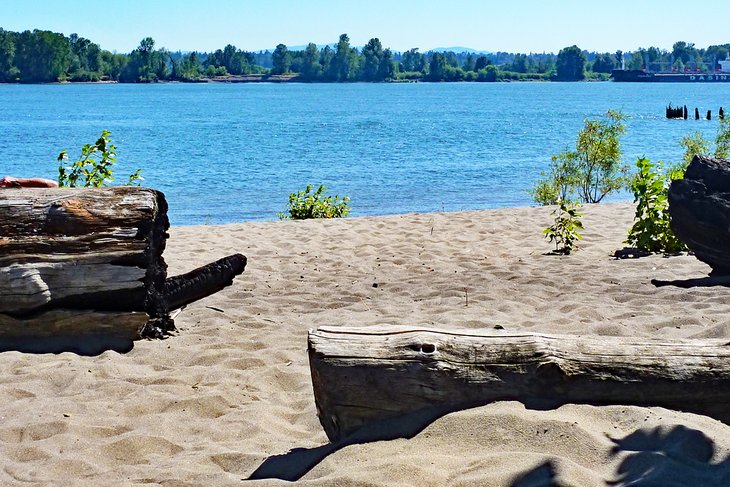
[2,0,728,54]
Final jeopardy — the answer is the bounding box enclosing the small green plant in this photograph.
[543,200,583,254]
[277,184,350,220]
[57,130,142,187]
[532,110,627,205]
[625,157,686,253]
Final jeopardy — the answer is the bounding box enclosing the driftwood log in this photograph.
[669,155,730,275]
[308,326,730,442]
[0,187,246,353]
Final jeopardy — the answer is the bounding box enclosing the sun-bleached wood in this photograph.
[1,187,245,352]
[308,326,730,441]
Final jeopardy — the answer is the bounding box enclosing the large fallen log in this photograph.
[0,187,246,353]
[308,326,730,442]
[668,155,730,275]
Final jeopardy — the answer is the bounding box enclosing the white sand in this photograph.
[1,202,728,486]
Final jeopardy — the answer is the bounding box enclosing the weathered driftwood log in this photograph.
[0,187,246,352]
[668,155,730,275]
[308,326,730,442]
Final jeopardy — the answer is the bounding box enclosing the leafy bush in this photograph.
[671,118,730,174]
[532,110,627,205]
[715,117,730,159]
[680,131,711,166]
[544,200,583,254]
[625,158,686,253]
[278,184,350,220]
[57,130,142,187]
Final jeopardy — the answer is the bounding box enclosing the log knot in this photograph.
[408,342,437,355]
[536,361,567,382]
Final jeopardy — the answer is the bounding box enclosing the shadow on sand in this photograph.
[250,410,729,485]
[0,335,134,356]
[248,405,455,481]
[651,275,730,289]
[509,425,729,487]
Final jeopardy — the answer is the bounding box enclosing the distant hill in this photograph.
[429,47,492,54]
[258,43,336,53]
[258,44,493,55]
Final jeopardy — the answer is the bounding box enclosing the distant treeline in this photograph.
[1,28,729,83]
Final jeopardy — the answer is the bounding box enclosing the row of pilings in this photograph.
[666,104,725,120]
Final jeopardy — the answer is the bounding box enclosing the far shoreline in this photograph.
[1,73,611,85]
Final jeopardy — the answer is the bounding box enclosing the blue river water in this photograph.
[1,82,728,225]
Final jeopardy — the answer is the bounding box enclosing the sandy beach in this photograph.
[1,202,728,486]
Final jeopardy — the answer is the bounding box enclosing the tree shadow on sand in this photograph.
[249,404,730,483]
[509,461,557,487]
[607,425,730,486]
[508,425,729,487]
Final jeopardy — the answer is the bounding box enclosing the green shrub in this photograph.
[625,157,686,253]
[715,117,730,159]
[532,110,627,205]
[544,200,583,254]
[278,184,350,220]
[671,118,730,174]
[57,130,142,187]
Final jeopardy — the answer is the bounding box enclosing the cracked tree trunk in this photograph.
[308,326,730,442]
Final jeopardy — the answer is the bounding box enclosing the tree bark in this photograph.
[308,326,730,442]
[1,187,245,352]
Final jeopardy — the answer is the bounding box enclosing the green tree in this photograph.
[628,50,645,70]
[444,51,459,67]
[271,44,290,74]
[378,48,395,80]
[176,51,202,80]
[463,53,475,72]
[300,43,322,80]
[401,48,426,73]
[591,53,615,73]
[555,45,586,80]
[102,51,127,81]
[121,37,167,82]
[0,28,18,82]
[206,44,255,75]
[672,41,696,64]
[532,111,627,204]
[333,34,357,81]
[320,45,335,80]
[474,55,490,71]
[14,30,71,82]
[477,65,498,82]
[361,37,384,81]
[510,54,529,73]
[428,52,447,81]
